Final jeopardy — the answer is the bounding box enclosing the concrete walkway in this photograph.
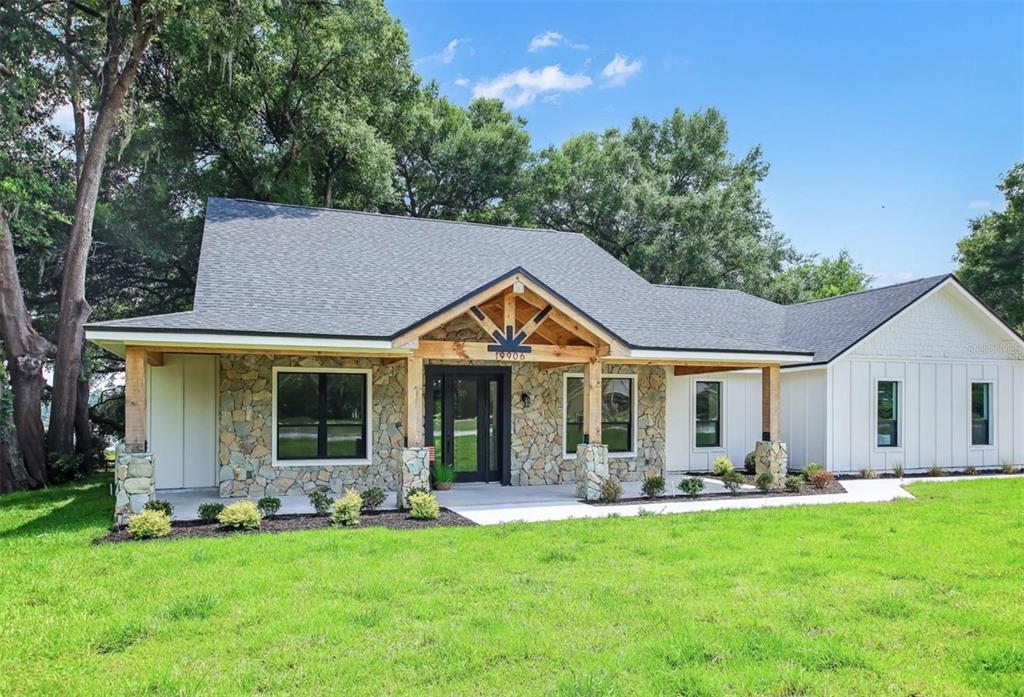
[156,474,1021,524]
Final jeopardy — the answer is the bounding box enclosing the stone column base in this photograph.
[114,443,155,526]
[399,447,431,508]
[575,443,610,501]
[754,441,788,484]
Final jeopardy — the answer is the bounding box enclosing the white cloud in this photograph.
[527,31,588,52]
[600,53,643,87]
[417,38,468,65]
[453,77,470,87]
[473,65,592,108]
[968,199,992,210]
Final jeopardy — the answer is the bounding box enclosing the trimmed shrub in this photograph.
[721,469,745,493]
[784,475,803,493]
[257,496,281,518]
[744,451,757,474]
[332,489,363,526]
[965,465,978,476]
[892,463,905,479]
[408,491,440,520]
[197,502,224,523]
[859,467,879,479]
[679,476,704,497]
[801,462,825,482]
[711,456,735,477]
[404,486,429,507]
[144,499,174,517]
[362,487,386,511]
[928,465,947,477]
[808,469,835,490]
[598,477,623,503]
[309,490,334,516]
[128,509,171,539]
[754,472,774,492]
[217,500,262,530]
[641,475,665,498]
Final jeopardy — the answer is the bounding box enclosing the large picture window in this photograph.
[565,376,634,454]
[971,382,992,446]
[276,371,368,461]
[877,380,899,448]
[694,381,722,448]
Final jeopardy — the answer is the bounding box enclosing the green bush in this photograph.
[47,452,84,484]
[432,462,454,485]
[744,451,757,474]
[679,476,704,497]
[332,489,363,526]
[128,509,171,539]
[808,469,835,490]
[404,486,429,507]
[598,477,623,503]
[711,456,735,477]
[1001,463,1017,474]
[754,472,774,491]
[308,490,334,516]
[928,465,947,477]
[197,502,224,523]
[892,463,905,479]
[257,496,281,517]
[408,491,440,520]
[801,462,825,482]
[784,475,803,493]
[721,470,745,493]
[361,486,386,511]
[144,499,174,517]
[217,500,262,530]
[965,465,978,476]
[640,475,665,498]
[859,467,879,479]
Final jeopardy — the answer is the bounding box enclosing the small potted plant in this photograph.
[432,462,454,491]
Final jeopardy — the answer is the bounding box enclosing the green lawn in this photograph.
[1,478,1022,695]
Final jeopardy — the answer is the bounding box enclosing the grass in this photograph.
[1,477,1022,695]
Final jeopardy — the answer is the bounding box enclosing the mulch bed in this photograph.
[96,509,474,544]
[587,475,846,506]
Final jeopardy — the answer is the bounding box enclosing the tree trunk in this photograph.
[0,361,29,494]
[0,209,49,489]
[75,364,93,475]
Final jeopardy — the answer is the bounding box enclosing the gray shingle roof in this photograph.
[86,198,952,361]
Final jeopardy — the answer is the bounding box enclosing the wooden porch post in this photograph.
[124,346,148,452]
[405,356,425,447]
[582,358,602,444]
[761,364,781,441]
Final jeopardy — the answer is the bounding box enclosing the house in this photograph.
[86,198,1024,520]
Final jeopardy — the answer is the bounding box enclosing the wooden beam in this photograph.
[761,364,781,441]
[145,351,164,367]
[405,357,425,447]
[468,306,502,342]
[414,340,597,363]
[517,304,553,343]
[582,359,602,444]
[674,365,751,377]
[503,292,516,334]
[124,347,148,453]
[539,361,585,371]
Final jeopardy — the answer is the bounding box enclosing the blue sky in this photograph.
[389,1,1023,286]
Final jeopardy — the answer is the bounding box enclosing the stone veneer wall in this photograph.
[218,354,405,497]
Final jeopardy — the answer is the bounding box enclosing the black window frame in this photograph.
[971,382,992,447]
[564,375,635,455]
[876,380,899,448]
[275,370,368,461]
[694,380,723,449]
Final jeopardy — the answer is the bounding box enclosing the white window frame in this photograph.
[271,366,373,467]
[872,377,903,452]
[691,378,726,452]
[562,372,638,459]
[968,380,996,450]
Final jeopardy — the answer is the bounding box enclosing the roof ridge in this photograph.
[211,197,588,239]
[787,274,951,307]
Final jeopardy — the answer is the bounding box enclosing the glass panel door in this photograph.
[451,378,480,476]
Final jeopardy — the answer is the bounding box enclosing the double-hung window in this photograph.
[971,382,992,446]
[876,380,899,448]
[275,370,369,461]
[694,381,722,448]
[565,376,635,454]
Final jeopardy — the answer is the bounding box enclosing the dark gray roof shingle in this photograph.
[87,198,952,361]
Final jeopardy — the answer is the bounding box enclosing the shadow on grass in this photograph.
[0,475,113,539]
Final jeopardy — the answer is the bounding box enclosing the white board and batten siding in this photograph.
[665,370,764,472]
[780,368,827,469]
[148,353,218,489]
[826,283,1024,472]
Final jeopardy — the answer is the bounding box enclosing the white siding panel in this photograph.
[780,369,827,469]
[150,353,217,491]
[149,358,185,489]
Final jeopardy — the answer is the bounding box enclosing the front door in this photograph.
[426,367,510,484]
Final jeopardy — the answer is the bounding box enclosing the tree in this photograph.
[956,163,1024,333]
[519,108,794,294]
[390,88,532,222]
[763,250,873,304]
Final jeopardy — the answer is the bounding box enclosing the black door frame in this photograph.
[424,365,511,485]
